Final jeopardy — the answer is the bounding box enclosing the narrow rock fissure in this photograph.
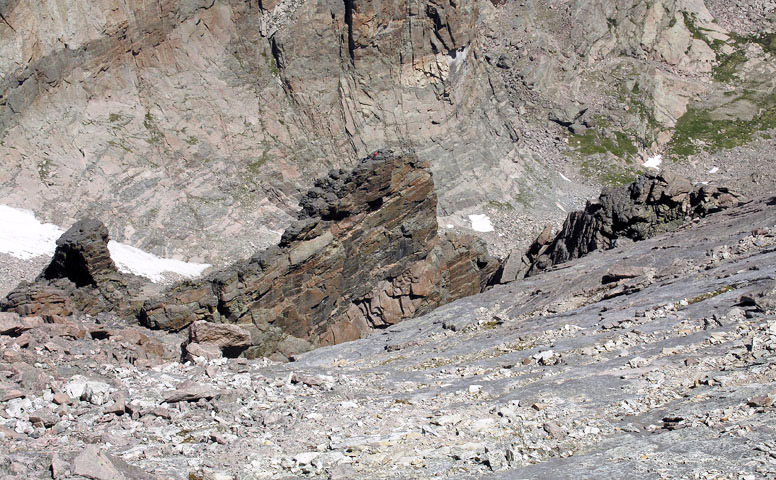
[344,0,355,61]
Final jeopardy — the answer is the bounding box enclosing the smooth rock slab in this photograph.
[163,382,218,403]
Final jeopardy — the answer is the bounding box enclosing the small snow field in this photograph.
[107,242,210,283]
[0,205,209,283]
[0,205,63,259]
[709,167,719,174]
[468,214,494,233]
[643,155,663,169]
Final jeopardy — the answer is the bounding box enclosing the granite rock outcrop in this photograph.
[139,151,498,359]
[494,172,747,282]
[1,219,141,320]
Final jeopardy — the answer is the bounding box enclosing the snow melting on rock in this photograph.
[643,155,663,169]
[0,204,209,282]
[468,214,494,233]
[446,46,468,68]
[107,241,210,283]
[709,167,719,174]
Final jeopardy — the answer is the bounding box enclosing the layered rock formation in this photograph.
[140,151,497,358]
[494,172,746,282]
[1,219,143,320]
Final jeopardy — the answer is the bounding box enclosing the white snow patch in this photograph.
[0,205,64,259]
[559,173,572,182]
[107,242,210,283]
[446,224,455,229]
[708,167,719,174]
[556,202,567,213]
[643,155,662,169]
[468,214,494,233]
[446,47,468,68]
[0,204,209,282]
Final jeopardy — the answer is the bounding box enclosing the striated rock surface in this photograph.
[2,195,776,479]
[140,151,498,358]
[1,219,144,319]
[494,172,747,282]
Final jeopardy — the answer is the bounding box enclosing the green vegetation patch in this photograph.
[487,200,514,211]
[570,127,641,187]
[143,112,164,145]
[669,92,776,156]
[570,129,639,159]
[579,157,640,188]
[713,50,748,83]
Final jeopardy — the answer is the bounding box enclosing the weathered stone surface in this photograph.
[72,446,125,480]
[1,219,145,318]
[522,172,746,277]
[188,321,252,350]
[42,219,117,286]
[0,312,44,336]
[140,151,497,356]
[2,194,776,480]
[163,382,217,403]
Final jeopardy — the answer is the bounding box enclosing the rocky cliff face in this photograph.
[2,194,776,480]
[139,151,497,358]
[0,0,774,301]
[1,150,497,359]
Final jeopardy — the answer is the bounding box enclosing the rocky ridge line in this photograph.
[495,172,746,283]
[2,151,497,361]
[139,150,498,360]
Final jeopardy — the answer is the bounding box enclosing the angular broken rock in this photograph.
[185,342,223,361]
[71,445,152,480]
[521,172,745,277]
[29,408,58,428]
[72,445,126,480]
[602,266,654,284]
[42,218,117,286]
[163,382,217,403]
[0,312,44,336]
[1,218,144,318]
[188,320,251,350]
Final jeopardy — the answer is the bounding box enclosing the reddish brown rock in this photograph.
[0,313,44,336]
[187,321,252,350]
[140,151,497,357]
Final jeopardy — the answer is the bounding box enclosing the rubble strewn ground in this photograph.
[2,195,775,479]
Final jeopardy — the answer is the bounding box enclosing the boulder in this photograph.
[0,312,44,336]
[1,218,145,318]
[42,218,117,286]
[188,321,252,349]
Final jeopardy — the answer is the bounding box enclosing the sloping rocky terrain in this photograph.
[2,191,775,479]
[2,0,776,478]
